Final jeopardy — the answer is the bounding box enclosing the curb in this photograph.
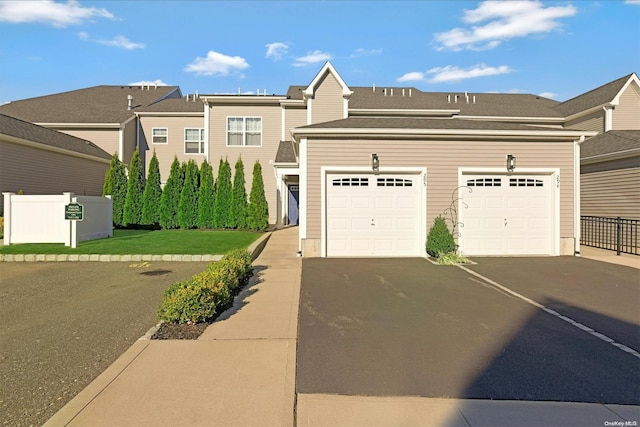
[0,232,273,263]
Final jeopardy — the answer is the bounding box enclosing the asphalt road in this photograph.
[0,261,208,427]
[297,257,640,404]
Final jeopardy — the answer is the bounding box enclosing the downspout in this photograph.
[603,106,613,132]
[204,100,210,162]
[574,135,585,256]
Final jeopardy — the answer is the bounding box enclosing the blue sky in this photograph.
[0,0,638,105]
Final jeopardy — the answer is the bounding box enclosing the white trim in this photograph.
[457,167,561,256]
[281,105,286,141]
[299,137,308,252]
[604,106,613,132]
[200,95,285,105]
[134,112,204,117]
[118,127,124,162]
[306,98,313,125]
[183,127,205,155]
[349,108,461,117]
[321,166,427,258]
[455,115,566,124]
[304,61,352,98]
[611,73,640,105]
[225,116,263,147]
[574,136,585,256]
[204,101,210,162]
[151,127,169,144]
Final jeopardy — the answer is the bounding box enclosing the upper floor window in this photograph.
[185,128,205,154]
[227,117,262,147]
[152,128,168,144]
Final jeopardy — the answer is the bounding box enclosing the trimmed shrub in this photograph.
[208,249,252,291]
[213,158,232,229]
[123,148,145,227]
[426,215,456,257]
[0,217,3,239]
[178,159,199,229]
[102,152,128,227]
[157,280,219,324]
[197,159,215,229]
[159,157,184,229]
[247,160,269,231]
[141,151,162,226]
[230,156,248,229]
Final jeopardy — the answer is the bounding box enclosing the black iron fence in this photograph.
[581,216,639,256]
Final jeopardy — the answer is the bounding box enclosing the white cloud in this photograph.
[293,50,332,67]
[265,42,289,60]
[0,0,114,27]
[426,64,513,83]
[397,72,426,83]
[78,32,145,50]
[538,92,557,99]
[625,0,640,4]
[129,80,168,87]
[434,0,577,51]
[349,48,383,58]
[184,51,249,76]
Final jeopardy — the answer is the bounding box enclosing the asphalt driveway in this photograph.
[0,261,208,427]
[297,257,640,404]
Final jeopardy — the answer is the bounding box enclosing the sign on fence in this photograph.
[65,203,84,221]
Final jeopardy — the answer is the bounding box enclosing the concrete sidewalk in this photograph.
[44,229,639,426]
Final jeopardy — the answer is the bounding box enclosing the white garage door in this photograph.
[460,174,554,256]
[326,174,422,257]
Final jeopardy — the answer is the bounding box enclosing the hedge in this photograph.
[157,249,253,324]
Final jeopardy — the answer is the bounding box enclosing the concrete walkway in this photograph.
[43,230,639,426]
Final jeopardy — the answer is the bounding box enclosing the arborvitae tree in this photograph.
[178,159,199,229]
[102,152,128,227]
[197,159,215,229]
[213,158,232,229]
[141,151,162,226]
[123,148,145,227]
[159,157,184,229]
[230,156,248,229]
[247,160,269,231]
[426,216,456,257]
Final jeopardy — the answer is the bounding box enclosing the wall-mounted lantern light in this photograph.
[506,154,516,172]
[372,153,380,171]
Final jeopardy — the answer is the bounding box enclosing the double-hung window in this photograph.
[152,128,168,144]
[184,128,205,154]
[227,117,262,147]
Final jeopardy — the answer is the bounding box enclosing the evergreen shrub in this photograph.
[426,215,456,257]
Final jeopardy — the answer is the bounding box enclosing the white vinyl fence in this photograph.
[3,192,112,248]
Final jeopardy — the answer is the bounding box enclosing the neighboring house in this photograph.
[1,63,638,258]
[580,130,640,220]
[0,113,112,215]
[0,84,182,167]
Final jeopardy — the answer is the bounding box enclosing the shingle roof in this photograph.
[553,74,634,117]
[581,130,640,159]
[298,116,574,132]
[0,85,181,124]
[136,96,205,113]
[274,140,297,164]
[0,113,112,160]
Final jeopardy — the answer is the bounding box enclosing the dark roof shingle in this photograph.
[0,113,112,160]
[581,130,640,159]
[553,74,634,117]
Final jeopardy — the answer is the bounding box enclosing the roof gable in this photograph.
[553,73,638,117]
[304,62,352,98]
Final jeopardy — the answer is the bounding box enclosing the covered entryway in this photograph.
[288,184,299,225]
[459,173,556,256]
[325,172,424,257]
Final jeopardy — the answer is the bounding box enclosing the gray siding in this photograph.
[0,139,109,215]
[613,84,640,130]
[565,110,605,133]
[305,138,576,241]
[311,73,344,124]
[581,157,640,219]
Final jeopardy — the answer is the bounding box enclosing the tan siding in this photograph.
[581,158,640,219]
[208,104,282,224]
[0,140,109,214]
[306,138,575,241]
[565,111,605,133]
[284,106,307,139]
[139,116,206,182]
[122,121,137,165]
[613,83,640,130]
[58,128,120,158]
[311,73,344,124]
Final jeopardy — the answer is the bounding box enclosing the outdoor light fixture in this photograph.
[507,154,516,172]
[372,153,379,171]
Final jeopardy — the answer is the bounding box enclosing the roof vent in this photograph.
[127,94,133,110]
[372,84,376,92]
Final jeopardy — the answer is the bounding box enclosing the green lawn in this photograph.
[0,229,262,255]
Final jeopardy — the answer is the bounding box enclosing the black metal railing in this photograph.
[581,216,639,256]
